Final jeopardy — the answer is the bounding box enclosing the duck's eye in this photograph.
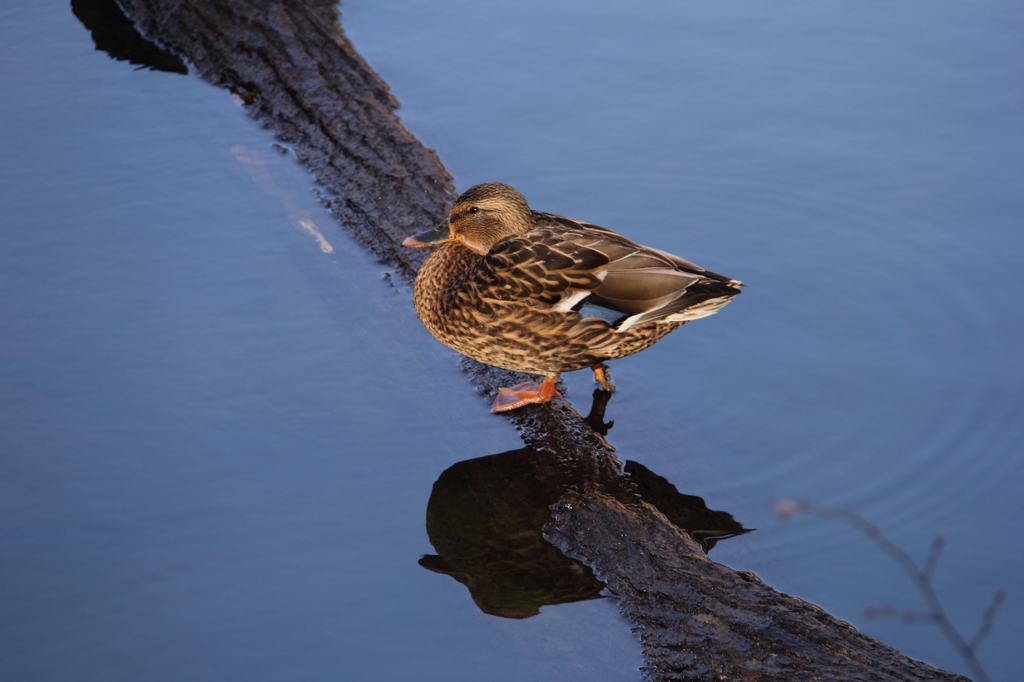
[468,207,480,214]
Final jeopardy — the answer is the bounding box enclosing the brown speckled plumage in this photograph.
[404,183,742,409]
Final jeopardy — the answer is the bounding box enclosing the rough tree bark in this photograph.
[110,1,970,679]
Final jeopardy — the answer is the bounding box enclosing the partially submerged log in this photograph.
[549,492,960,681]
[107,1,970,679]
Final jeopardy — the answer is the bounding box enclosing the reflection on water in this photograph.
[421,392,751,619]
[232,144,337,254]
[623,460,751,553]
[70,0,187,74]
[421,447,608,619]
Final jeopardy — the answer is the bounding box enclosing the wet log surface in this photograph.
[113,1,969,679]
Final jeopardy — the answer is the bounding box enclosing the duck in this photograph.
[402,183,742,412]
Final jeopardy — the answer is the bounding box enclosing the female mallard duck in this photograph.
[403,183,742,412]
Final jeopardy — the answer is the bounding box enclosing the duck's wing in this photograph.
[484,215,742,330]
[533,212,737,283]
[481,226,612,307]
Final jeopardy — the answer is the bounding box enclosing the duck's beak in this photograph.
[402,222,460,248]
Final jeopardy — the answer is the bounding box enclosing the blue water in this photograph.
[2,1,1022,680]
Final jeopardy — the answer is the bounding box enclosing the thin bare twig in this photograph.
[968,589,1006,653]
[923,536,945,581]
[774,499,1003,682]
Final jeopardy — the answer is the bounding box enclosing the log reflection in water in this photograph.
[71,0,188,74]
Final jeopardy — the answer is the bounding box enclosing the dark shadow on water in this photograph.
[420,390,752,619]
[623,460,752,553]
[71,0,189,74]
[420,446,608,619]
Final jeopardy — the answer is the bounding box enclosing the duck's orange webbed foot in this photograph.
[591,363,616,392]
[491,375,562,413]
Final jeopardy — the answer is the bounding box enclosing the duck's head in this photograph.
[402,183,533,255]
